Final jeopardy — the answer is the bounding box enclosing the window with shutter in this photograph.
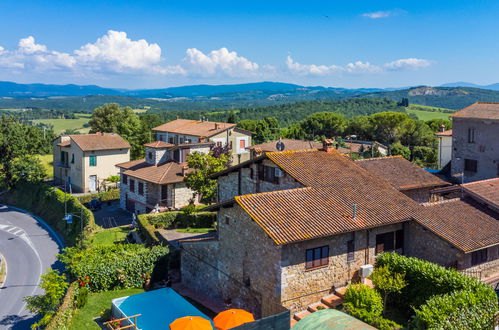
[305,245,329,269]
[89,155,97,167]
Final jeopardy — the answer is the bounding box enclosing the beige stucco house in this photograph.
[436,127,452,169]
[152,119,253,165]
[53,133,130,193]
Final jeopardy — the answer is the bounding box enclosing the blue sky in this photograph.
[0,0,498,88]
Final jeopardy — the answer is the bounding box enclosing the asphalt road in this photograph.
[0,205,63,329]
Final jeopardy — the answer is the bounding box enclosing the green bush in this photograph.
[74,287,89,309]
[137,214,162,246]
[346,307,401,330]
[143,211,216,229]
[77,188,120,204]
[344,284,383,316]
[45,281,78,330]
[1,182,97,246]
[59,244,169,292]
[376,253,498,328]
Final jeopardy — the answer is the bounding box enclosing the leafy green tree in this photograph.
[368,112,411,145]
[425,118,452,132]
[24,269,68,329]
[89,103,144,159]
[227,111,237,123]
[299,112,347,139]
[185,151,231,203]
[345,115,372,140]
[390,142,411,159]
[401,120,437,148]
[10,155,46,186]
[370,264,407,314]
[412,146,438,168]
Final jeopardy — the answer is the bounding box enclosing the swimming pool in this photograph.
[112,288,214,330]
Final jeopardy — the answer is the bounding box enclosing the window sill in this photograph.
[305,264,329,272]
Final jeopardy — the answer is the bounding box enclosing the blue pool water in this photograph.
[112,288,214,330]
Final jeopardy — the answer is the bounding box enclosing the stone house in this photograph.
[152,119,253,165]
[52,133,130,193]
[450,102,499,181]
[180,144,499,317]
[355,156,451,203]
[116,141,211,213]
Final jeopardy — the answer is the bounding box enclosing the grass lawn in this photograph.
[69,288,144,330]
[407,109,452,121]
[90,226,133,246]
[37,154,53,179]
[175,228,215,234]
[33,113,91,134]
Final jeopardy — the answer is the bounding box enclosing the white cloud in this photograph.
[286,56,430,76]
[384,58,432,70]
[75,30,162,72]
[184,47,259,77]
[362,9,405,19]
[18,36,47,54]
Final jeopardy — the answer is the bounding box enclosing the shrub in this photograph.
[59,244,169,292]
[137,214,161,246]
[143,211,216,229]
[1,182,97,246]
[45,281,78,330]
[346,307,401,330]
[74,287,89,309]
[344,284,383,316]
[77,188,120,204]
[369,265,406,313]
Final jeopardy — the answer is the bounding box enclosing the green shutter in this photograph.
[89,155,97,166]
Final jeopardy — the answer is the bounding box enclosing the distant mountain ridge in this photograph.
[440,81,499,91]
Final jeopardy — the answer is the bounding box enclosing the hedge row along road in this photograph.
[0,205,64,329]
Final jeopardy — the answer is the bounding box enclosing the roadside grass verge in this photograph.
[68,288,144,330]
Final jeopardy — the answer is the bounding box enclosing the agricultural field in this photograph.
[406,104,454,121]
[32,113,91,134]
[37,154,53,179]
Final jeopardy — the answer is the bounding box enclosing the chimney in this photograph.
[182,165,189,177]
[352,204,357,220]
[439,124,446,132]
[322,138,335,153]
[215,123,219,130]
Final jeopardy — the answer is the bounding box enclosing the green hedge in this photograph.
[376,253,498,329]
[145,211,216,229]
[137,214,161,246]
[59,244,169,292]
[45,281,78,330]
[77,188,120,204]
[1,182,97,247]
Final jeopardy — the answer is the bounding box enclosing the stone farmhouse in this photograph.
[450,102,499,181]
[152,119,253,165]
[180,142,499,318]
[53,133,130,193]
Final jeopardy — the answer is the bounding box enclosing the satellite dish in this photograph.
[276,140,285,151]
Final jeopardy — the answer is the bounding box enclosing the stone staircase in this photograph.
[290,280,372,328]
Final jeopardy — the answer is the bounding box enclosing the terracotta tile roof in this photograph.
[462,178,499,211]
[418,198,499,252]
[247,139,322,152]
[144,141,175,149]
[69,133,130,151]
[355,156,449,190]
[57,140,71,147]
[235,150,420,245]
[116,159,192,184]
[451,102,499,120]
[435,129,452,136]
[152,119,236,137]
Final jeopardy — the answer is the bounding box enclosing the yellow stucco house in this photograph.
[52,133,130,193]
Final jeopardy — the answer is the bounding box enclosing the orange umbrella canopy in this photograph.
[214,309,255,330]
[169,316,213,330]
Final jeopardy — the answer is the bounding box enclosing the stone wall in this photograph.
[451,117,499,181]
[404,221,460,267]
[280,223,404,314]
[181,204,283,318]
[172,182,195,209]
[402,187,436,203]
[217,160,303,202]
[461,245,499,274]
[119,173,148,214]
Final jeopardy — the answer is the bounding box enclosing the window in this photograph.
[71,154,74,164]
[395,230,404,249]
[138,182,144,196]
[158,134,164,141]
[89,155,97,167]
[129,179,135,193]
[471,248,488,266]
[376,232,394,254]
[468,128,476,143]
[122,174,128,185]
[148,152,153,160]
[239,139,246,149]
[259,165,279,184]
[305,246,329,269]
[464,159,478,173]
[347,240,355,262]
[229,141,233,149]
[225,216,230,225]
[169,137,174,144]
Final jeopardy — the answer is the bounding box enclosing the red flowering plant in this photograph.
[77,275,90,287]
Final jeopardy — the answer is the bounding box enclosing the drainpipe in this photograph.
[365,229,370,265]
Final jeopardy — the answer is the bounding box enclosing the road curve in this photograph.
[0,205,63,329]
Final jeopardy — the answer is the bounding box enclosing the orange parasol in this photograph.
[214,309,255,330]
[169,316,213,330]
